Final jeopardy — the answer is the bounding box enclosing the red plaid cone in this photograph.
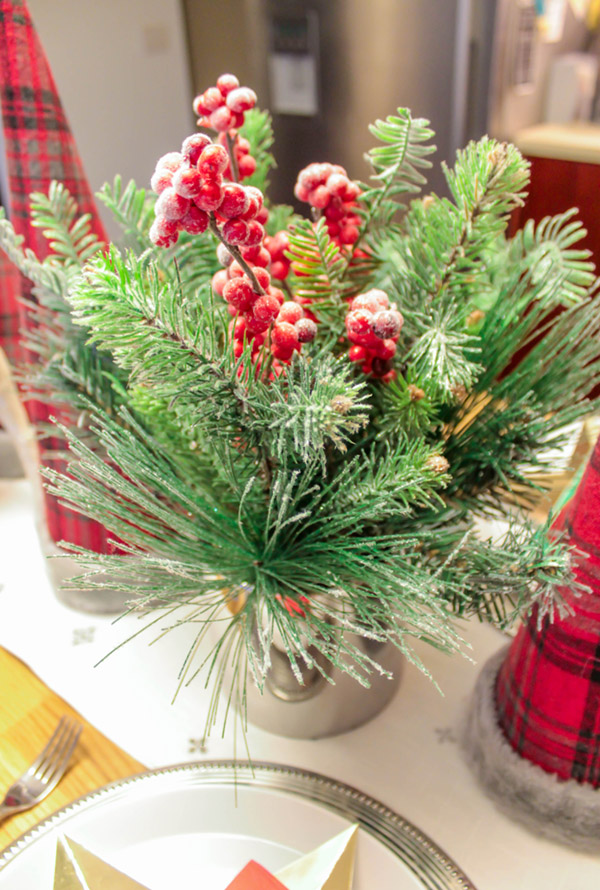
[0,0,121,607]
[463,434,600,850]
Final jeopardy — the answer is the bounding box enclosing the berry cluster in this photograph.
[150,135,267,250]
[345,289,403,381]
[193,74,257,133]
[215,255,316,365]
[294,163,362,247]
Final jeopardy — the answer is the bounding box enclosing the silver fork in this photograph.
[0,716,83,822]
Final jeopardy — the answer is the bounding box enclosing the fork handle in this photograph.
[0,802,26,822]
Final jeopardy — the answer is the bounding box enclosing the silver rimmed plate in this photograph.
[0,761,476,889]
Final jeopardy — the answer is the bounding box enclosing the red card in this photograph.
[224,860,288,889]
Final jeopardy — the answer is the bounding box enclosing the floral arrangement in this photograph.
[2,71,600,731]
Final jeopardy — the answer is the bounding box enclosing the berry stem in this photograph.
[225,131,240,183]
[208,215,265,295]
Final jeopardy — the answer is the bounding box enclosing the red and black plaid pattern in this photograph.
[0,0,112,553]
[495,435,600,785]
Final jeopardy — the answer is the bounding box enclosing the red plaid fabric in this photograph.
[0,0,112,553]
[495,435,600,785]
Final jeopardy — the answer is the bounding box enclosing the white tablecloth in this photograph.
[1,478,599,889]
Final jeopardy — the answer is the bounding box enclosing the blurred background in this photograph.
[23,0,600,238]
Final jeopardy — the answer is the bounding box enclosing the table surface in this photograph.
[2,472,600,890]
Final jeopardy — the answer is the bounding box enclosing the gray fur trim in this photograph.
[461,646,600,853]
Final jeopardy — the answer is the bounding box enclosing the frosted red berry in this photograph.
[182,133,211,165]
[295,317,317,343]
[277,301,304,325]
[217,73,240,96]
[156,187,190,221]
[172,166,202,199]
[223,277,255,311]
[181,205,209,234]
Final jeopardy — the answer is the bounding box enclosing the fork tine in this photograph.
[38,722,82,794]
[26,715,69,776]
[36,718,81,784]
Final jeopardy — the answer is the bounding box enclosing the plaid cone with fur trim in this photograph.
[0,0,113,554]
[463,434,600,850]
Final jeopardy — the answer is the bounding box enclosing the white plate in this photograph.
[0,761,476,889]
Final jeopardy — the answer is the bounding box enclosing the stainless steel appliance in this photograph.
[184,0,498,201]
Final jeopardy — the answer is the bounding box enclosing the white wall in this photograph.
[28,0,195,237]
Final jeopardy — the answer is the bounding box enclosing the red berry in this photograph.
[236,136,251,155]
[223,277,255,311]
[343,181,361,202]
[243,220,265,246]
[352,289,389,312]
[172,166,203,199]
[222,219,249,245]
[155,187,189,221]
[252,293,281,324]
[295,317,317,343]
[241,192,260,220]
[339,224,359,245]
[270,260,290,281]
[371,309,403,340]
[155,151,183,173]
[149,215,179,247]
[272,321,300,353]
[309,185,331,209]
[217,242,233,266]
[219,183,249,218]
[180,205,209,234]
[349,344,367,363]
[212,269,229,296]
[252,267,271,290]
[181,133,211,165]
[372,338,397,361]
[324,201,345,222]
[277,301,304,325]
[198,144,229,177]
[271,342,295,362]
[244,246,271,267]
[294,182,310,202]
[256,205,269,225]
[209,106,235,132]
[193,94,210,116]
[195,179,224,212]
[226,87,257,113]
[326,173,349,197]
[245,313,270,334]
[382,369,398,384]
[217,73,240,96]
[233,339,245,359]
[346,309,374,341]
[150,167,174,194]
[202,86,224,112]
[240,244,263,262]
[237,154,257,179]
[268,286,285,305]
[228,260,245,278]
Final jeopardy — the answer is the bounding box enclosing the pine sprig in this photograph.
[97,176,155,251]
[358,109,435,235]
[30,182,104,266]
[238,107,276,193]
[287,216,347,315]
[510,209,595,307]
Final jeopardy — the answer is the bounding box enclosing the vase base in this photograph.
[462,646,600,853]
[245,642,404,739]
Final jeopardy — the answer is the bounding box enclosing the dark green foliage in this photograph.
[1,101,599,731]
